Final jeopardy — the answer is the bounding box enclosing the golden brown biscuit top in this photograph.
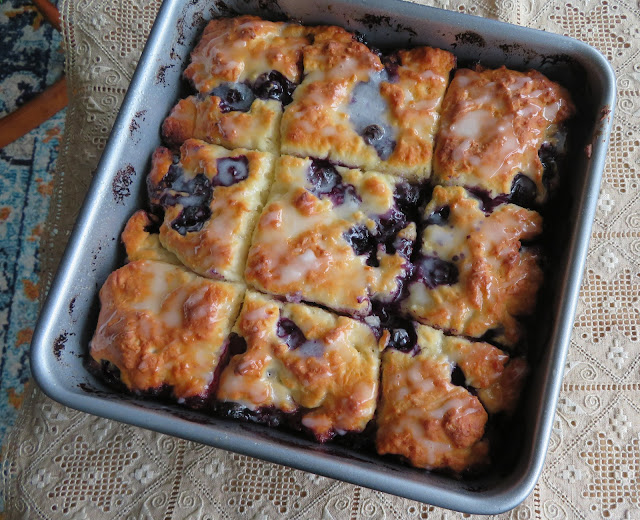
[245,155,416,315]
[281,43,455,179]
[184,16,312,92]
[89,260,244,400]
[121,209,182,265]
[216,291,382,441]
[376,324,526,471]
[403,185,544,347]
[434,66,574,203]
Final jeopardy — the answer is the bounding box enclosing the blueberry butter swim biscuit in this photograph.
[376,322,527,471]
[433,66,575,207]
[280,28,456,179]
[162,16,315,153]
[89,260,244,406]
[402,185,544,347]
[245,155,418,316]
[147,139,275,282]
[216,290,383,442]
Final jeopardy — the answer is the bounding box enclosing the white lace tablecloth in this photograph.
[3,0,640,518]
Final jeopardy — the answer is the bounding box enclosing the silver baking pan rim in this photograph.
[30,0,616,514]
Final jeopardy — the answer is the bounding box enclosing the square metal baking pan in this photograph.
[30,0,615,514]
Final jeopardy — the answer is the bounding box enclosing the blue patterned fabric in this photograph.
[0,0,65,448]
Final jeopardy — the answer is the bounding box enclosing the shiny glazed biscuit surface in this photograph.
[280,39,455,179]
[433,66,575,205]
[244,155,416,315]
[402,185,544,347]
[376,323,527,471]
[89,260,244,402]
[216,290,383,442]
[147,139,275,283]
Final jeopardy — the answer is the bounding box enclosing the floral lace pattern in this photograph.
[3,0,640,518]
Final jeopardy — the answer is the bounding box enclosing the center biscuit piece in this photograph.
[216,290,383,442]
[245,155,418,316]
[280,30,456,180]
[147,139,275,283]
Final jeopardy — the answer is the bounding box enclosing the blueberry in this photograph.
[510,173,537,208]
[417,256,459,289]
[386,321,418,353]
[253,70,296,105]
[171,204,212,235]
[362,124,384,144]
[307,160,342,196]
[212,82,255,112]
[276,318,306,350]
[215,156,249,187]
[343,225,378,266]
[424,205,451,226]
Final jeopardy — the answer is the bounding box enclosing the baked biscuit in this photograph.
[147,139,275,282]
[245,155,419,316]
[280,36,455,179]
[402,185,544,347]
[163,16,315,153]
[433,66,574,206]
[89,260,244,406]
[216,290,382,442]
[121,209,181,265]
[376,322,527,471]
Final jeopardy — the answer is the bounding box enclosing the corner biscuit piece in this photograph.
[89,260,244,406]
[184,16,311,93]
[376,323,527,472]
[216,291,383,442]
[280,36,455,179]
[147,139,275,282]
[433,66,575,207]
[245,155,418,316]
[163,16,316,153]
[162,94,283,153]
[402,185,543,347]
[121,209,182,265]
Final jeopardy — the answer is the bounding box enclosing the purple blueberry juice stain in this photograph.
[416,255,459,289]
[276,317,307,350]
[348,70,397,159]
[212,82,255,112]
[276,317,324,357]
[466,186,509,214]
[215,156,249,186]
